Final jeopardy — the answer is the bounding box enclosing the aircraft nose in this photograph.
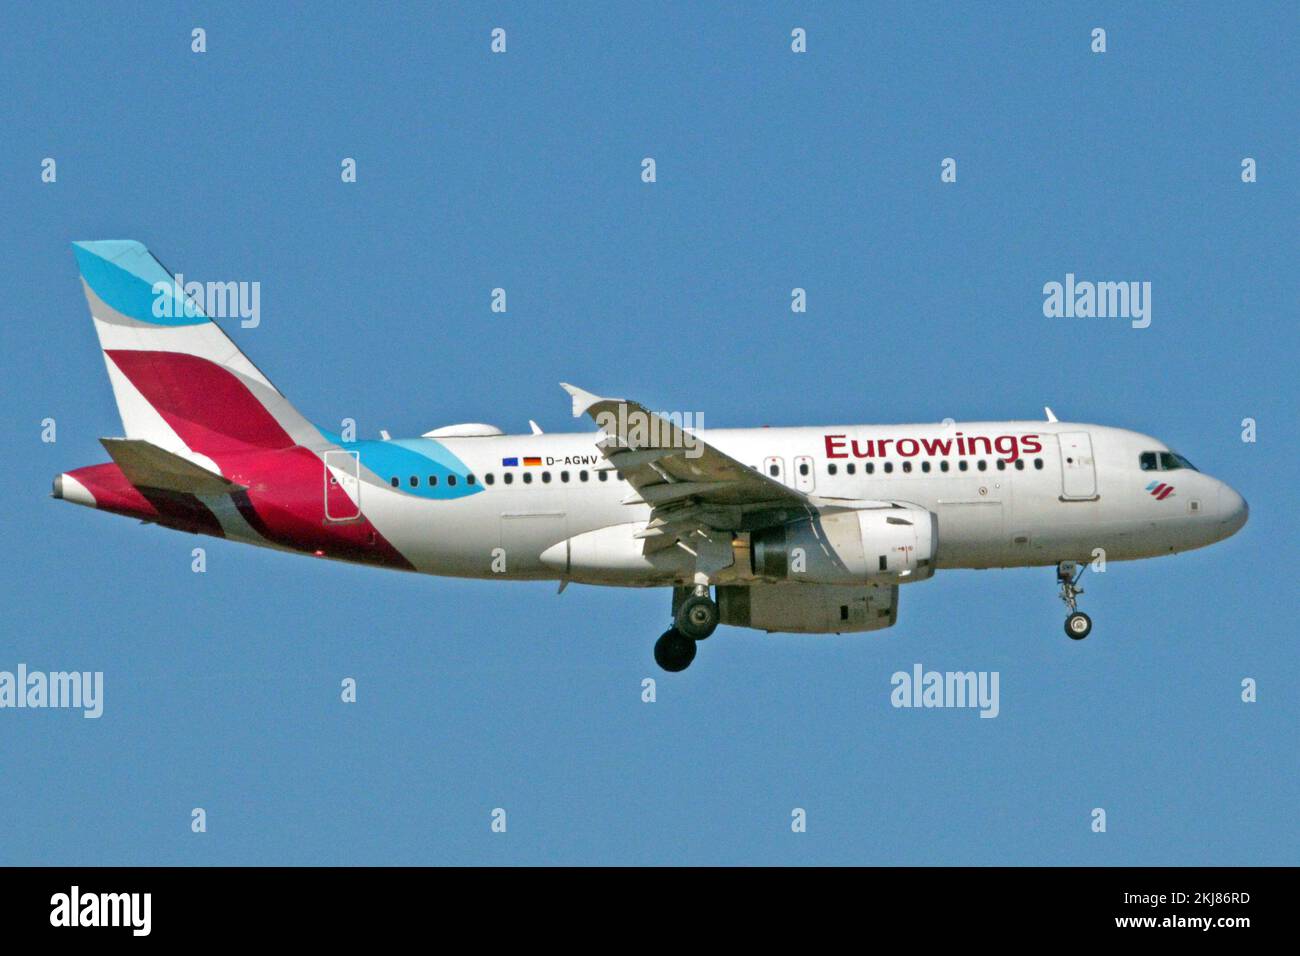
[1218,484,1248,536]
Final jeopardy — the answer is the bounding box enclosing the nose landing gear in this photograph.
[1065,611,1092,639]
[655,586,720,671]
[1057,561,1092,640]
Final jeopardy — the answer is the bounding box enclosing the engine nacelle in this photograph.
[749,506,937,585]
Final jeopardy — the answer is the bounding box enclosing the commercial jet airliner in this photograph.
[53,241,1249,671]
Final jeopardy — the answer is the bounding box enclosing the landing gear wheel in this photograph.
[1065,611,1092,640]
[654,628,697,672]
[675,594,719,641]
[1056,561,1092,641]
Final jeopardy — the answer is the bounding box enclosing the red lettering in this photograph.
[920,437,953,455]
[825,434,848,458]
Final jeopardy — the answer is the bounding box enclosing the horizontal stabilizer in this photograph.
[99,438,247,495]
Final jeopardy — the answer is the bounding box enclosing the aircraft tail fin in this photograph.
[72,240,319,458]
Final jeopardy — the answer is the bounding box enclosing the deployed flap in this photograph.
[99,438,247,495]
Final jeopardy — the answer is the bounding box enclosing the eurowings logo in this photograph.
[1146,480,1175,500]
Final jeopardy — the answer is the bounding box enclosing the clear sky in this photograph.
[1,3,1295,865]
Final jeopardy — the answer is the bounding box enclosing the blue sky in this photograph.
[1,3,1295,865]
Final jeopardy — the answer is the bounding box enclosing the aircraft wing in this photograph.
[561,383,812,551]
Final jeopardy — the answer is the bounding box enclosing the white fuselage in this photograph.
[312,421,1247,586]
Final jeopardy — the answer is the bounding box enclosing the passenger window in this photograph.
[996,459,1006,471]
[827,463,837,476]
[864,463,873,474]
[769,463,779,477]
[1034,458,1043,469]
[485,473,495,485]
[504,473,513,484]
[429,475,438,486]
[561,471,569,482]
[798,462,809,477]
[579,470,588,482]
[977,460,987,471]
[410,475,419,487]
[902,461,912,473]
[884,462,893,474]
[447,475,457,486]
[542,472,551,483]
[1139,452,1158,471]
[847,463,856,475]
[940,460,950,472]
[523,473,532,484]
[1014,459,1025,470]
[390,476,399,487]
[959,460,969,472]
[467,474,476,485]
[921,461,931,473]
[599,471,608,482]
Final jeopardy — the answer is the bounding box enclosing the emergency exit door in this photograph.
[793,455,816,492]
[763,456,786,485]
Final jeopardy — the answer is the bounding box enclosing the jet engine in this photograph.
[748,505,937,585]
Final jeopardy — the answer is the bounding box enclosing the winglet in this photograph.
[1044,406,1059,423]
[560,382,605,419]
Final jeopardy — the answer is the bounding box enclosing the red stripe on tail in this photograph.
[105,350,294,453]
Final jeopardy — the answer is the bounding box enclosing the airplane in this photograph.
[53,241,1249,671]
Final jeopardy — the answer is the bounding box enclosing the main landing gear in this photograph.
[654,629,696,672]
[1057,561,1092,640]
[655,586,720,672]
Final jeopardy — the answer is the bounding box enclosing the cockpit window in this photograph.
[1145,450,1199,472]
